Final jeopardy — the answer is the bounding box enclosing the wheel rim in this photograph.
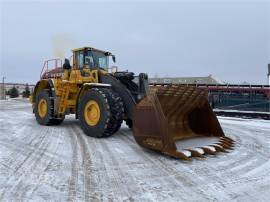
[84,100,101,126]
[38,98,47,118]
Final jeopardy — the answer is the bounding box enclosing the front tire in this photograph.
[78,88,123,137]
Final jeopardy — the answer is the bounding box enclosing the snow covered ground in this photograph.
[0,99,270,201]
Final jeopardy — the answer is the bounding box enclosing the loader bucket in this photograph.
[133,85,234,160]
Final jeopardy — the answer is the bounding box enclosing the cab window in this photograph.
[77,51,84,69]
[85,54,94,68]
[91,51,108,70]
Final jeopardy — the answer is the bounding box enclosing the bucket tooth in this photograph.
[200,146,216,155]
[221,136,234,143]
[210,144,227,153]
[187,149,205,158]
[220,137,234,144]
[167,150,191,160]
[220,139,234,148]
[217,142,233,150]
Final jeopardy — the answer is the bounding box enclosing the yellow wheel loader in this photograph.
[31,46,234,160]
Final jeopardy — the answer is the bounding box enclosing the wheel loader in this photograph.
[30,46,234,160]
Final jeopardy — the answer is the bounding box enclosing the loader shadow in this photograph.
[58,119,208,163]
[118,128,197,163]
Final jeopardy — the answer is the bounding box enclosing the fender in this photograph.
[32,80,55,102]
[99,74,137,120]
[31,79,56,112]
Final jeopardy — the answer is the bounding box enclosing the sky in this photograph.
[0,0,269,84]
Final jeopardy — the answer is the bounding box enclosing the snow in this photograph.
[176,137,220,150]
[0,99,270,201]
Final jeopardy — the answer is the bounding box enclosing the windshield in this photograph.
[85,50,109,70]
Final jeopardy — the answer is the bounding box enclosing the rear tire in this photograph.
[35,90,53,125]
[34,90,65,125]
[78,88,124,137]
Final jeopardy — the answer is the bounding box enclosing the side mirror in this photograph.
[112,55,116,63]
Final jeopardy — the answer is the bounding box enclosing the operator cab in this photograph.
[72,47,115,71]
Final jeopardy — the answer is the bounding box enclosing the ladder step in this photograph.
[57,84,71,115]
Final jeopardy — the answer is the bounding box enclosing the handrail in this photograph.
[40,58,63,79]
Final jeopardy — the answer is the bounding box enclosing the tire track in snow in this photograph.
[72,125,154,201]
[118,130,217,201]
[70,125,95,202]
[1,100,270,201]
[219,125,270,174]
[119,130,195,186]
[84,131,120,201]
[25,127,64,200]
[0,127,49,179]
[0,128,59,173]
[10,135,54,199]
[118,127,269,201]
[0,127,55,200]
[219,127,270,178]
[182,121,270,200]
[96,136,134,201]
[66,125,80,202]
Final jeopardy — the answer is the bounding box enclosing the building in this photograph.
[149,75,220,85]
[0,83,35,99]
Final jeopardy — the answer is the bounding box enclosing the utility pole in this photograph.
[2,76,6,100]
[267,64,270,86]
